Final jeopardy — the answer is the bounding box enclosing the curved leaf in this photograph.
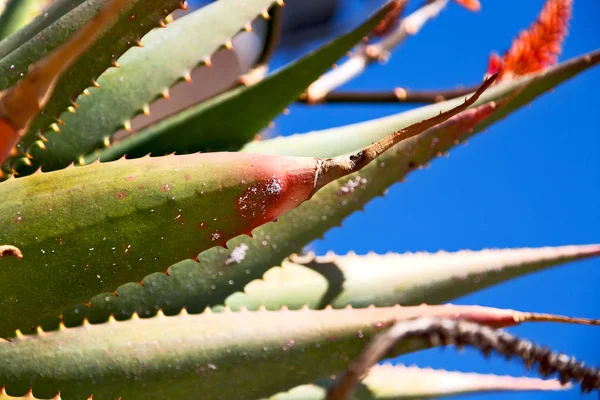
[0,0,86,59]
[81,1,398,163]
[26,0,280,173]
[0,151,333,336]
[223,245,600,310]
[0,0,46,41]
[266,365,570,400]
[0,0,133,165]
[0,366,570,400]
[1,0,185,176]
[0,305,555,400]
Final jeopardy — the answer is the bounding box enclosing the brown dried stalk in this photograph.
[297,84,479,104]
[312,74,496,194]
[305,0,451,103]
[327,317,600,400]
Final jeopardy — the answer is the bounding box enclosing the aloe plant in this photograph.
[0,0,598,399]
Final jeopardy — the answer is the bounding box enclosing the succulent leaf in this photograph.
[0,0,131,165]
[265,364,569,400]
[0,0,47,41]
[0,0,86,59]
[0,305,563,399]
[48,51,600,330]
[0,83,489,337]
[0,151,336,335]
[0,366,571,400]
[81,1,398,164]
[222,245,600,311]
[0,0,185,175]
[25,0,282,173]
[243,50,600,157]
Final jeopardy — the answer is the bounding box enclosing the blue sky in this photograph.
[194,1,600,398]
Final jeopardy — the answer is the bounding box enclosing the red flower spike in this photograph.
[455,0,481,12]
[485,52,504,77]
[491,0,572,82]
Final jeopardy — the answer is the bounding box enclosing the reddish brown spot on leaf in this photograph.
[234,157,317,228]
[173,213,185,227]
[0,119,19,164]
[371,321,387,330]
[123,244,132,255]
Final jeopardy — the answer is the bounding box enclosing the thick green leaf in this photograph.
[222,245,600,311]
[0,150,325,337]
[27,0,280,173]
[0,305,531,400]
[81,2,397,164]
[1,0,184,176]
[265,365,570,400]
[0,366,570,400]
[0,0,139,166]
[0,0,86,59]
[49,51,600,330]
[0,0,45,41]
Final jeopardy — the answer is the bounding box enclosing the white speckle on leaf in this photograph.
[265,178,283,195]
[225,244,249,265]
[338,176,368,195]
[237,178,284,218]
